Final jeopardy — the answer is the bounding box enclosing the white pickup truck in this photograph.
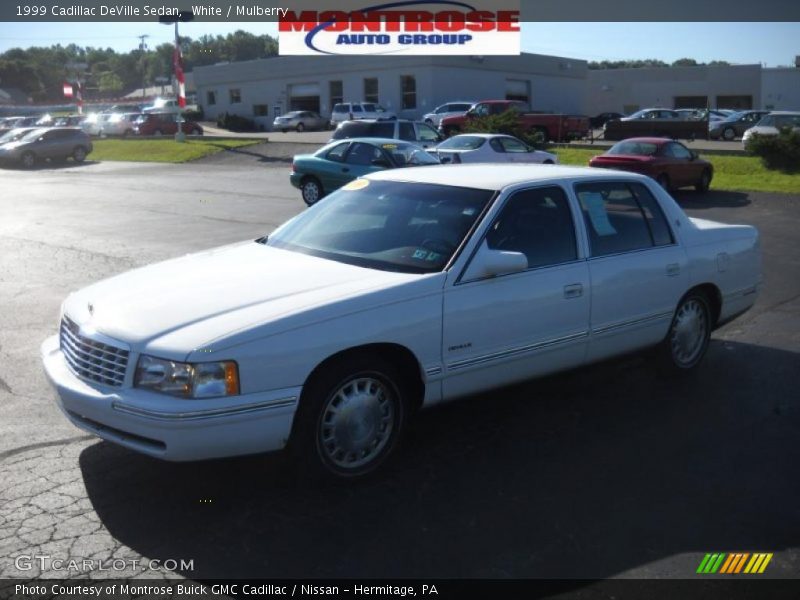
[42,165,762,479]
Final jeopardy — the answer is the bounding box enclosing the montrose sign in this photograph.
[278,1,521,56]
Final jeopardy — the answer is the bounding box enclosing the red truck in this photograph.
[438,100,589,142]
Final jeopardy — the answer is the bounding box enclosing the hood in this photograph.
[63,242,426,356]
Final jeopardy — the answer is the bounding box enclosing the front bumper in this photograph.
[41,335,300,461]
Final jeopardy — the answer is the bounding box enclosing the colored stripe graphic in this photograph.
[700,552,774,574]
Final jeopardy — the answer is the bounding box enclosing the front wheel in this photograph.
[658,292,712,372]
[300,177,323,206]
[291,356,408,480]
[296,122,305,132]
[153,129,163,137]
[722,127,736,141]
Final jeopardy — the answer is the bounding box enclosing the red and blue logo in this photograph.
[279,1,520,56]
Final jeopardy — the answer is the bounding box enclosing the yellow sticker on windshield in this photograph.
[342,179,370,191]
[382,144,398,149]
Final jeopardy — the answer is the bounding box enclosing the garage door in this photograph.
[506,79,530,106]
[289,83,321,112]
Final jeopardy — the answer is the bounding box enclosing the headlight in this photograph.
[134,355,239,399]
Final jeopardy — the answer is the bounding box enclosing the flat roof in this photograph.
[365,163,648,191]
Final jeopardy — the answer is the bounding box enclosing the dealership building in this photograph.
[192,53,589,129]
[192,53,800,130]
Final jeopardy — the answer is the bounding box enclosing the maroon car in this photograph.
[133,112,203,137]
[589,137,713,192]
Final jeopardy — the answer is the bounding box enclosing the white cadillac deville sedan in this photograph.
[42,165,762,479]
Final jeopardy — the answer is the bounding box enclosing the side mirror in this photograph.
[463,241,528,281]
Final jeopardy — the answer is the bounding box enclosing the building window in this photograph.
[505,79,530,105]
[364,77,379,103]
[229,88,242,104]
[401,75,416,110]
[329,80,343,112]
[206,91,216,106]
[253,104,269,117]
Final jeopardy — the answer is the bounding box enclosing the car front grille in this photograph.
[59,316,129,387]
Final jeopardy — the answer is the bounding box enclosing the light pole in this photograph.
[159,11,193,142]
[137,34,150,102]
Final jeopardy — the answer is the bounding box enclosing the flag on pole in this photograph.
[76,82,83,115]
[63,82,73,98]
[173,45,186,108]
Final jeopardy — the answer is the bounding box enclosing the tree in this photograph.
[672,58,699,67]
[98,72,123,93]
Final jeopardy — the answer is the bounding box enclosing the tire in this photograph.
[722,127,736,141]
[153,129,163,137]
[424,119,433,126]
[123,129,133,138]
[657,291,712,372]
[72,146,87,163]
[296,122,305,132]
[535,127,550,143]
[695,170,711,193]
[190,128,202,136]
[20,151,36,169]
[300,177,323,206]
[290,355,409,480]
[543,159,555,165]
[656,174,671,191]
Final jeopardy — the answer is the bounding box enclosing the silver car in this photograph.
[272,111,329,132]
[422,101,474,127]
[0,127,93,168]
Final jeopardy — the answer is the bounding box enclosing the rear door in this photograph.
[574,180,688,362]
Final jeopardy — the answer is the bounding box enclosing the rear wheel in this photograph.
[695,170,711,193]
[290,355,409,480]
[296,122,305,132]
[20,151,36,169]
[72,146,87,163]
[190,127,202,136]
[722,127,736,141]
[658,292,712,372]
[300,177,323,206]
[153,129,163,137]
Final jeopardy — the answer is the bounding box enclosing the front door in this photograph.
[442,185,590,399]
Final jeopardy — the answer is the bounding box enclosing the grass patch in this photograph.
[91,138,259,163]
[554,147,800,195]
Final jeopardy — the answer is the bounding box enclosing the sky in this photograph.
[0,22,797,67]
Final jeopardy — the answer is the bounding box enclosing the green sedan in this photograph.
[290,137,440,206]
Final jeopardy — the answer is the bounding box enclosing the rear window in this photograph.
[607,141,659,156]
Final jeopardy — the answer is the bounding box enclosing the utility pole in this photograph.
[138,34,150,101]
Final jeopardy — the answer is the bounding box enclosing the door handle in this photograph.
[666,263,680,277]
[563,283,583,299]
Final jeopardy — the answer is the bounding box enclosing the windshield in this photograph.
[627,109,650,119]
[0,128,31,143]
[267,180,493,273]
[607,140,659,156]
[437,135,487,150]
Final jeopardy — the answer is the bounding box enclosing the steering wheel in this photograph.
[420,238,456,255]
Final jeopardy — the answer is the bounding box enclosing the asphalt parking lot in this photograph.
[0,160,798,581]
